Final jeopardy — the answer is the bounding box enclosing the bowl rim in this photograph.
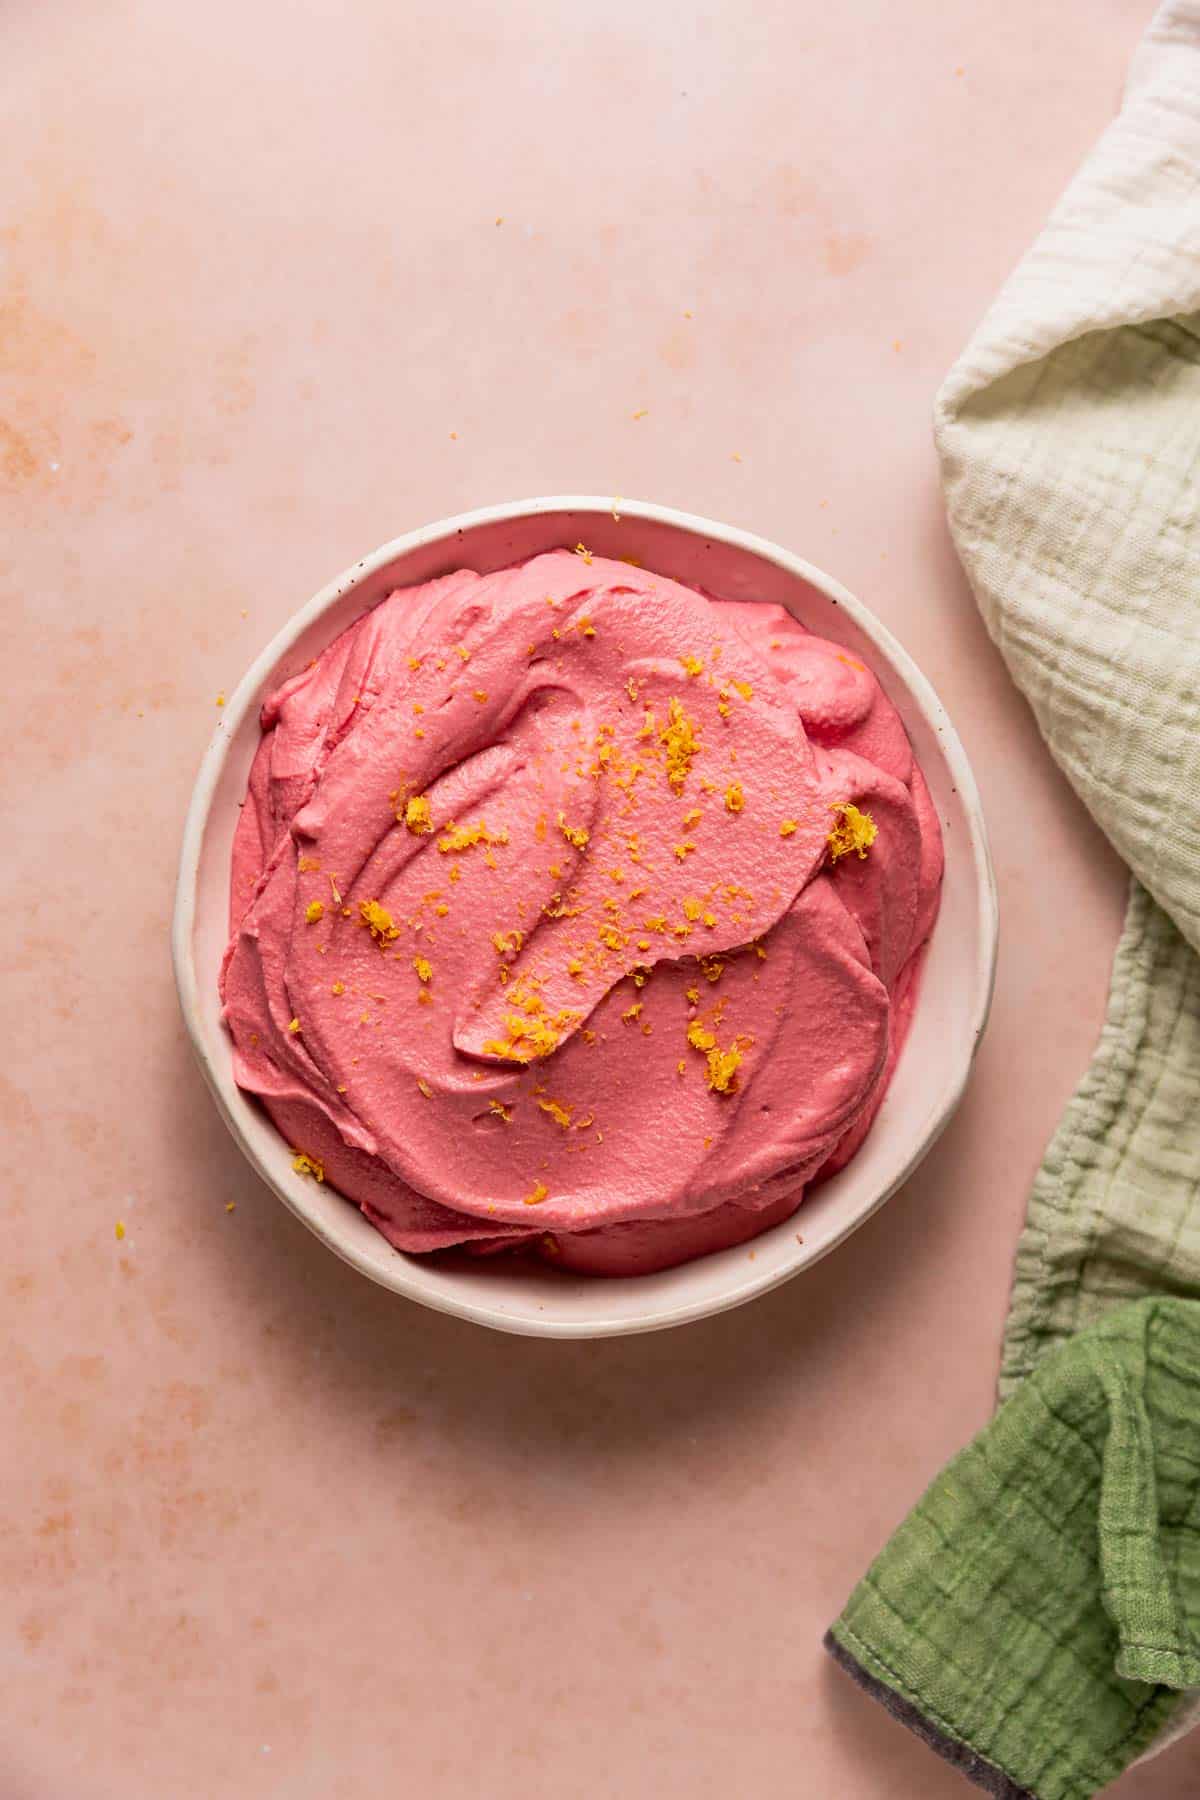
[172,495,998,1336]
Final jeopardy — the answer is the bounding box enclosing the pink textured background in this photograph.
[4,1,1192,1795]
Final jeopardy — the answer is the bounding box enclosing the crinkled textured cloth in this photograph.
[827,6,1200,1795]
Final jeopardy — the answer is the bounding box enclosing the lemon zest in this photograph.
[537,1098,573,1129]
[827,802,877,862]
[360,899,398,943]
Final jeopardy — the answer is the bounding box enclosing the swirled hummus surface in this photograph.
[221,550,943,1275]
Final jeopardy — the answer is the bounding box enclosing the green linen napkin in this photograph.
[827,5,1200,1793]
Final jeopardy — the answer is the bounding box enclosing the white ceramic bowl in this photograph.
[173,498,997,1338]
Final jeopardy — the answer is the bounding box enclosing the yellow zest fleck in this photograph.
[599,925,626,952]
[581,1028,597,1045]
[701,956,725,984]
[523,1180,549,1207]
[626,675,639,701]
[435,902,449,917]
[215,694,226,708]
[438,820,510,854]
[489,1099,513,1123]
[567,958,585,978]
[631,408,648,420]
[331,980,345,996]
[416,990,433,1007]
[298,855,320,873]
[416,1078,433,1099]
[456,645,471,663]
[413,956,433,983]
[674,841,696,862]
[288,1017,302,1034]
[643,915,666,933]
[226,1201,236,1213]
[827,802,877,862]
[537,1098,573,1129]
[292,1150,325,1182]
[731,679,753,701]
[686,985,700,1004]
[473,689,488,704]
[534,815,547,842]
[449,865,462,883]
[676,1060,686,1076]
[724,783,744,815]
[574,542,594,565]
[492,929,523,958]
[115,1219,126,1240]
[702,911,717,928]
[682,807,702,827]
[685,1023,746,1094]
[679,655,704,677]
[683,897,702,921]
[360,899,399,943]
[659,697,701,792]
[405,795,433,834]
[482,1006,577,1063]
[557,812,589,850]
[406,655,423,671]
[754,942,767,961]
[305,899,325,924]
[705,1045,743,1092]
[579,616,597,638]
[412,702,424,716]
[622,1002,642,1024]
[779,819,798,837]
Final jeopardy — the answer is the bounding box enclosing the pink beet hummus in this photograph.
[220,550,943,1275]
